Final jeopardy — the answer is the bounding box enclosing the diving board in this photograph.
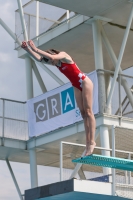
[72,154,133,171]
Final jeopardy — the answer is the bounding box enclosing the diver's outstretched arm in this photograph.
[22,40,73,65]
[21,41,43,62]
[28,40,53,59]
[27,40,72,63]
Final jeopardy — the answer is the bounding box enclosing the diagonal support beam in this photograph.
[6,159,23,200]
[35,60,65,85]
[69,128,100,179]
[25,57,34,99]
[0,17,65,86]
[17,0,28,41]
[71,147,86,180]
[17,0,64,86]
[101,24,133,109]
[0,18,21,45]
[106,3,133,110]
[32,60,47,93]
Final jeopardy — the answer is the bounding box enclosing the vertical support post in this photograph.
[105,74,111,114]
[100,126,111,175]
[25,57,33,99]
[25,58,38,187]
[106,3,133,110]
[29,149,38,188]
[17,0,34,99]
[6,159,23,200]
[101,25,133,109]
[128,153,131,184]
[67,10,69,19]
[92,19,110,176]
[17,1,37,188]
[112,125,116,196]
[2,99,5,146]
[36,1,39,37]
[118,74,122,125]
[125,171,128,184]
[60,142,63,181]
[92,20,106,113]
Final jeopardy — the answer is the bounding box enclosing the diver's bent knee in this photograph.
[85,109,93,118]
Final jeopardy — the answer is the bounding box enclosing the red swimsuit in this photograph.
[57,62,86,91]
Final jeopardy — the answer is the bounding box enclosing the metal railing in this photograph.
[15,1,77,48]
[96,69,133,119]
[60,126,133,199]
[0,98,28,141]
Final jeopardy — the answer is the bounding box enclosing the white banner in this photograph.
[27,71,99,137]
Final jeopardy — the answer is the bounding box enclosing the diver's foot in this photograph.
[85,142,96,156]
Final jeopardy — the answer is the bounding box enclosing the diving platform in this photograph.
[1,0,133,199]
[25,179,130,200]
[72,154,133,172]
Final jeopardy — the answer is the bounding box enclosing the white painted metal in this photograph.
[74,179,112,196]
[27,114,133,150]
[29,149,38,188]
[92,20,106,113]
[105,74,111,114]
[36,1,39,37]
[67,10,69,19]
[0,18,21,45]
[100,126,111,175]
[125,171,128,184]
[17,15,88,58]
[128,153,131,184]
[2,100,5,146]
[69,150,86,179]
[0,9,64,90]
[23,12,60,24]
[35,0,128,19]
[60,136,133,188]
[92,20,104,71]
[32,60,47,93]
[25,57,34,99]
[106,3,133,110]
[69,128,100,179]
[118,75,122,125]
[6,159,23,200]
[101,25,133,109]
[17,0,28,41]
[16,0,35,10]
[60,142,63,181]
[34,60,65,85]
[92,19,111,176]
[111,125,116,196]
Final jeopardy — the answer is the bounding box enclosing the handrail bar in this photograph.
[0,116,28,123]
[97,69,133,79]
[61,141,133,156]
[0,98,26,104]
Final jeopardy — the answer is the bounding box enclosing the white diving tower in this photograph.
[0,0,133,199]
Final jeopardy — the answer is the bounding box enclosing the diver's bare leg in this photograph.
[82,77,96,156]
